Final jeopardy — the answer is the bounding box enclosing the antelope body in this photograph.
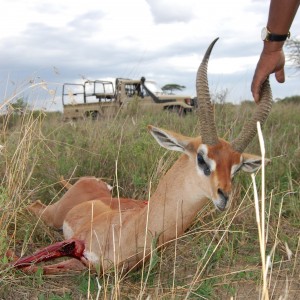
[10,38,272,275]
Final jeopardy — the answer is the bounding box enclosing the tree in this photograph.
[212,88,229,104]
[161,84,186,94]
[9,97,29,115]
[286,38,300,72]
[277,95,300,104]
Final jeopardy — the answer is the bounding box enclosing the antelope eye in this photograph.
[197,153,211,176]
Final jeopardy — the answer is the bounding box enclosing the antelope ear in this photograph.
[148,125,192,153]
[241,153,271,173]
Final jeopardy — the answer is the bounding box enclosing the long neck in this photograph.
[140,154,208,245]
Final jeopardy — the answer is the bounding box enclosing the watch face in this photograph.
[261,27,268,40]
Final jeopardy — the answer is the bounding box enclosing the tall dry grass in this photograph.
[0,99,299,299]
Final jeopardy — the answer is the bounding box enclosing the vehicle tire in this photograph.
[91,111,99,120]
[85,111,100,120]
[192,97,198,108]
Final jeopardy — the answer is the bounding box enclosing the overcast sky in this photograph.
[0,0,299,111]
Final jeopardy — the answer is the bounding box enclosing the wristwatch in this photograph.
[261,27,290,42]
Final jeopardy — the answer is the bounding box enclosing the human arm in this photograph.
[251,0,300,103]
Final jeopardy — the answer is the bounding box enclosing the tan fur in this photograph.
[207,139,242,198]
[27,127,265,274]
[59,176,73,190]
[28,177,112,228]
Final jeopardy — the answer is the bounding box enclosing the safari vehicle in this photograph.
[62,77,194,121]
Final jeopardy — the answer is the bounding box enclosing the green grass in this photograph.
[0,100,300,299]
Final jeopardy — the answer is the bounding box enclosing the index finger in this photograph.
[251,75,263,103]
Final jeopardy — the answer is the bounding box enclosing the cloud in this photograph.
[68,11,105,32]
[146,0,197,24]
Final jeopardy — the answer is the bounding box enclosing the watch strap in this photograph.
[267,32,290,42]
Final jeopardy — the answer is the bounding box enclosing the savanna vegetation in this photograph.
[0,97,299,299]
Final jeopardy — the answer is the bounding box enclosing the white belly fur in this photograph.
[63,221,74,239]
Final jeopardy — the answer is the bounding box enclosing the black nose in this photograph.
[218,188,229,204]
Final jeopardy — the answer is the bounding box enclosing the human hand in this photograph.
[251,44,285,103]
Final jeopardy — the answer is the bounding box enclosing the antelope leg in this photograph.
[12,239,85,268]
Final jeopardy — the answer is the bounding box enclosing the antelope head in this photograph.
[149,38,272,211]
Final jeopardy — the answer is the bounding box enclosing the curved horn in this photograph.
[196,38,219,145]
[231,79,273,153]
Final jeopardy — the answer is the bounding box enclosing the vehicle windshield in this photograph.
[144,81,164,95]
